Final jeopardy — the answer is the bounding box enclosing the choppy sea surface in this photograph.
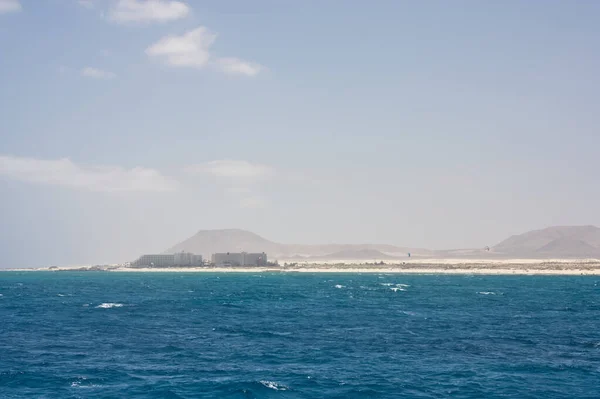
[1,272,599,398]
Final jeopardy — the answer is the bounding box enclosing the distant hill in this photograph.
[493,225,600,257]
[166,229,430,260]
[167,229,283,256]
[165,226,600,261]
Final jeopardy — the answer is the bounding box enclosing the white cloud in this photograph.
[186,160,274,208]
[81,67,116,79]
[147,26,263,76]
[146,26,216,68]
[0,0,21,14]
[216,57,263,77]
[187,160,274,181]
[0,155,178,193]
[110,0,189,23]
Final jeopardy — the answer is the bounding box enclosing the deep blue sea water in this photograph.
[1,272,599,398]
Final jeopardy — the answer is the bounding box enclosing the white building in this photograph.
[211,252,267,267]
[131,252,203,268]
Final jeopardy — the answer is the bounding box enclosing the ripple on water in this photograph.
[70,376,103,389]
[1,272,599,398]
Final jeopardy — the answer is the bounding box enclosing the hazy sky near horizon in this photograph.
[1,0,600,267]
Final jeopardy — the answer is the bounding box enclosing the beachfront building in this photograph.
[131,252,203,268]
[211,252,267,267]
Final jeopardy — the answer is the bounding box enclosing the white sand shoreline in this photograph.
[108,267,600,275]
[6,265,600,275]
[4,259,600,275]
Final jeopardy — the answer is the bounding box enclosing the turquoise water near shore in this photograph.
[1,272,599,398]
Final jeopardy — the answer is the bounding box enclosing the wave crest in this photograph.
[96,303,124,308]
[260,380,288,391]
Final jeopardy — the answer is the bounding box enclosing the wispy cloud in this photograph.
[0,155,178,193]
[0,0,21,14]
[109,0,189,23]
[186,160,274,208]
[216,57,263,77]
[0,155,276,206]
[187,160,274,181]
[81,67,116,79]
[147,26,264,76]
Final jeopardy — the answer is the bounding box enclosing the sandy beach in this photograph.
[10,258,599,275]
[109,267,600,275]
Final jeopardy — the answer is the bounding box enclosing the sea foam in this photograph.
[96,303,124,308]
[260,380,288,391]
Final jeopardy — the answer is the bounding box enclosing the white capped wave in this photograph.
[390,287,405,292]
[478,291,496,295]
[334,284,345,289]
[260,380,288,391]
[71,381,102,389]
[380,283,394,286]
[58,294,66,297]
[96,303,124,308]
[396,284,410,288]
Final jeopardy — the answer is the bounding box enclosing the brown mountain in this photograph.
[493,225,600,257]
[166,229,430,260]
[166,226,600,261]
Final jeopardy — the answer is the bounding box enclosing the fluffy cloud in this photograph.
[147,26,264,76]
[81,67,116,79]
[0,0,21,14]
[109,0,189,23]
[146,26,216,68]
[0,155,178,193]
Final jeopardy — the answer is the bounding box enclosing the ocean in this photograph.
[1,272,599,398]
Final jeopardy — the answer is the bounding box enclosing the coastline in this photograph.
[5,259,600,275]
[109,267,600,275]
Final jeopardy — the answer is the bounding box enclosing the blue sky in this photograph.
[1,0,600,267]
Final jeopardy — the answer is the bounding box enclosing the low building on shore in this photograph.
[211,252,267,267]
[131,252,203,268]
